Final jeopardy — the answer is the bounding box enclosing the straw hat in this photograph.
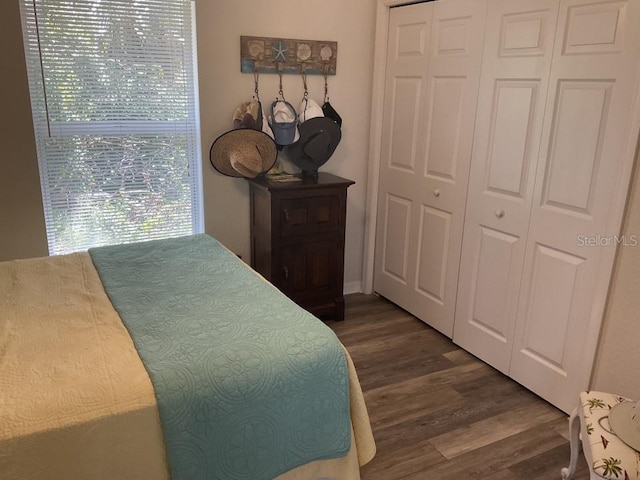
[209,129,277,178]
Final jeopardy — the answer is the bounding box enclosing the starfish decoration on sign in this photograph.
[272,41,287,62]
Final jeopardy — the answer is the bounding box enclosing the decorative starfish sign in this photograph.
[272,41,287,62]
[240,36,337,75]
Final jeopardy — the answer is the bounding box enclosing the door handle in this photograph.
[283,266,289,280]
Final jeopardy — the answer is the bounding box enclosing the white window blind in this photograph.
[20,0,202,255]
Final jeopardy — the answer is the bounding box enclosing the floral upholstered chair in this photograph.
[562,391,640,480]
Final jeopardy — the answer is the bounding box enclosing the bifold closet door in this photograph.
[453,0,560,372]
[509,0,640,413]
[374,0,487,337]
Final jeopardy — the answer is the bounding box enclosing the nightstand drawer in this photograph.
[279,195,340,237]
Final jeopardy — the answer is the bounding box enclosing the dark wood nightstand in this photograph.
[247,173,354,320]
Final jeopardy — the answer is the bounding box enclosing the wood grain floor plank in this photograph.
[548,415,572,441]
[402,372,542,439]
[383,358,492,390]
[400,425,568,480]
[345,328,459,360]
[508,442,590,479]
[353,352,456,391]
[365,384,463,430]
[335,313,429,345]
[360,439,445,480]
[329,294,591,480]
[429,402,564,459]
[442,348,478,366]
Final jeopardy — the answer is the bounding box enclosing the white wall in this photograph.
[592,140,640,400]
[0,0,48,261]
[195,0,376,291]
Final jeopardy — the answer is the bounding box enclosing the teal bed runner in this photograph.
[89,234,350,480]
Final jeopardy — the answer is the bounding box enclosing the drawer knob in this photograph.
[434,189,440,197]
[495,209,505,218]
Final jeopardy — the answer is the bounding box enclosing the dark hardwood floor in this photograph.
[326,294,591,480]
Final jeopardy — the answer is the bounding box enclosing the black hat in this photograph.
[286,117,341,176]
[322,101,342,127]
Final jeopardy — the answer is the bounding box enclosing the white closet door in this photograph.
[374,3,432,331]
[510,0,640,413]
[374,0,487,337]
[453,0,560,372]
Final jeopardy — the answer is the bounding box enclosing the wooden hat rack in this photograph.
[240,36,337,76]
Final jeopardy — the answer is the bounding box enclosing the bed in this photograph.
[0,234,375,480]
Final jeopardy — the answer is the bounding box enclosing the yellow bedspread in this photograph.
[0,253,375,479]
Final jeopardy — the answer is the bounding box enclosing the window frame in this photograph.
[20,0,204,255]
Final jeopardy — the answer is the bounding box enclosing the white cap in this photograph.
[270,100,300,143]
[299,98,324,123]
[261,106,274,139]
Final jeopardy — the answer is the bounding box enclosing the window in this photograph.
[20,0,202,255]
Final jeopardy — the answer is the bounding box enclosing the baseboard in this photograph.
[343,281,362,295]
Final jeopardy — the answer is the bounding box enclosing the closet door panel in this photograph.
[469,226,521,343]
[375,0,487,337]
[517,244,585,375]
[417,0,487,337]
[416,206,451,303]
[510,0,640,413]
[542,80,612,212]
[453,0,559,372]
[380,193,412,283]
[425,76,465,181]
[485,81,539,199]
[374,3,432,307]
[388,77,424,173]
